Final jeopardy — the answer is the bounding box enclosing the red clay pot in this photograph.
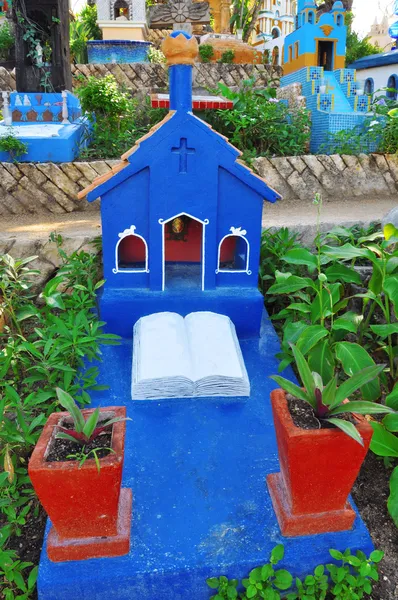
[267,389,373,537]
[29,406,132,562]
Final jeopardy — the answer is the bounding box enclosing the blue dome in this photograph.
[170,30,192,39]
[332,1,344,10]
[389,20,398,39]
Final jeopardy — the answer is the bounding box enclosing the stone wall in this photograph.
[254,153,398,204]
[0,63,282,96]
[0,154,397,216]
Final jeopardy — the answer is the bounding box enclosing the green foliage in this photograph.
[0,21,14,61]
[206,546,383,599]
[199,44,214,63]
[204,78,311,157]
[0,236,118,598]
[345,12,382,65]
[75,74,166,159]
[271,344,390,445]
[78,5,103,41]
[259,227,302,296]
[219,50,235,64]
[55,387,129,446]
[0,132,28,162]
[147,45,166,64]
[261,212,398,525]
[70,5,102,64]
[326,548,383,599]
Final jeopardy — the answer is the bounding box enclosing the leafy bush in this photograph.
[204,78,311,158]
[148,45,166,64]
[0,132,28,161]
[75,74,166,159]
[0,21,14,61]
[0,238,119,598]
[70,5,102,63]
[199,44,214,63]
[219,50,235,64]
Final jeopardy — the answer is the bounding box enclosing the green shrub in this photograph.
[76,74,135,121]
[0,132,28,161]
[204,78,311,157]
[76,74,166,159]
[0,21,14,61]
[219,50,235,64]
[199,44,214,63]
[148,46,166,64]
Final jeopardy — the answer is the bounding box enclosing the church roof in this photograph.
[78,31,281,205]
[348,49,398,70]
[78,108,281,204]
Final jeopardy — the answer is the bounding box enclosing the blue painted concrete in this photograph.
[99,286,265,338]
[0,91,90,162]
[37,312,374,600]
[87,40,152,64]
[0,118,90,163]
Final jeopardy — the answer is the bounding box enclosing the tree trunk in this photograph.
[243,0,262,43]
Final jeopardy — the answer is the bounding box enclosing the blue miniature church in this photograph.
[79,31,280,337]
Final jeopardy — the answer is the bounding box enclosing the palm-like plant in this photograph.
[271,344,394,445]
[55,388,129,445]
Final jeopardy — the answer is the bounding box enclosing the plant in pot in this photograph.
[267,344,394,537]
[28,388,132,562]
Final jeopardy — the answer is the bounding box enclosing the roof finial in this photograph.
[161,30,199,66]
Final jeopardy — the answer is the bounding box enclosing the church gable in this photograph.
[78,30,281,326]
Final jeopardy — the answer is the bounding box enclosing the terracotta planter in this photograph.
[267,389,373,537]
[29,406,132,562]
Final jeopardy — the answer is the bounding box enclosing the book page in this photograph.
[136,312,193,382]
[185,312,243,381]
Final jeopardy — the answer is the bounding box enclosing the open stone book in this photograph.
[131,311,250,400]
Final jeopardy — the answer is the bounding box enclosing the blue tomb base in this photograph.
[87,40,152,64]
[37,311,374,600]
[0,119,90,162]
[99,286,265,338]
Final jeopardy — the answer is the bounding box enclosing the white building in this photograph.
[252,0,296,65]
[348,50,398,100]
[367,11,395,52]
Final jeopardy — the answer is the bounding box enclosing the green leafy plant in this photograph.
[66,446,115,473]
[286,565,328,600]
[219,50,235,64]
[326,548,383,599]
[204,78,310,157]
[147,45,166,64]
[242,544,292,599]
[199,44,214,63]
[0,21,14,61]
[206,545,384,600]
[55,388,129,445]
[206,575,239,599]
[271,344,391,444]
[0,132,28,162]
[75,74,166,159]
[0,237,119,599]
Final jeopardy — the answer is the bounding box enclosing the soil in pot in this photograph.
[287,395,355,430]
[46,429,113,463]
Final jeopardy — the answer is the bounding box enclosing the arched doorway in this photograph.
[159,213,209,290]
[272,46,279,65]
[387,75,398,100]
[113,0,130,19]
